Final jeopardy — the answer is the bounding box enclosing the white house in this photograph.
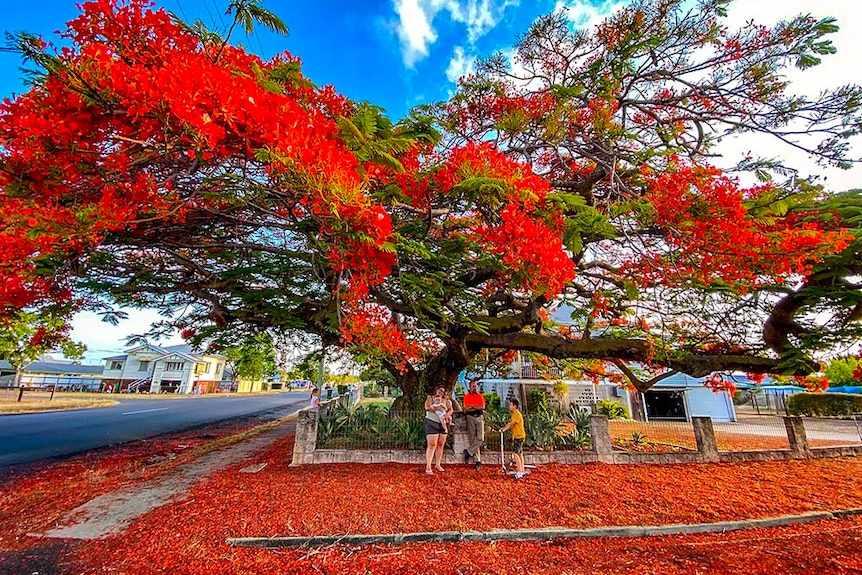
[102,344,226,394]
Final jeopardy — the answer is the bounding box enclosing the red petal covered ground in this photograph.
[2,422,862,574]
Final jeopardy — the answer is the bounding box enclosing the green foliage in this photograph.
[0,308,85,377]
[222,333,277,382]
[567,405,592,435]
[825,357,861,387]
[596,399,629,420]
[551,381,568,398]
[629,431,648,448]
[482,392,506,414]
[525,409,565,450]
[226,0,289,36]
[484,409,511,436]
[527,388,551,412]
[564,405,593,450]
[317,404,426,449]
[337,102,418,173]
[787,392,862,417]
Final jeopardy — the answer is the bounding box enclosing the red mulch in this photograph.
[3,425,862,574]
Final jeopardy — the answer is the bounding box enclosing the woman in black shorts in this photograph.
[424,386,452,475]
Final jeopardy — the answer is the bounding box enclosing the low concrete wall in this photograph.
[291,409,862,466]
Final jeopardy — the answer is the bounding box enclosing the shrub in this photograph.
[482,393,507,415]
[596,399,629,420]
[552,381,568,399]
[528,388,551,412]
[317,403,426,449]
[732,390,750,406]
[563,405,593,450]
[567,405,592,436]
[484,410,510,438]
[525,409,564,450]
[787,392,862,417]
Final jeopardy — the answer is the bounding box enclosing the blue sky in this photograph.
[2,0,861,363]
[0,0,563,121]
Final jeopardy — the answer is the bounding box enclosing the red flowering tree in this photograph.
[1,0,860,405]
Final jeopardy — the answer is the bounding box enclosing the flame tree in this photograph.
[1,0,859,405]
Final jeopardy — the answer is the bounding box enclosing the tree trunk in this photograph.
[391,339,472,410]
[629,389,647,421]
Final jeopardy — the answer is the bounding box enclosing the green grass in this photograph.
[358,397,395,408]
[0,398,119,414]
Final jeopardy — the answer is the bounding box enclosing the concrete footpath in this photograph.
[39,421,295,540]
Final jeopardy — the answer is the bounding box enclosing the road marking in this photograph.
[122,407,169,415]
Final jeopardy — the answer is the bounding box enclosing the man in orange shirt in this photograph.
[462,379,486,469]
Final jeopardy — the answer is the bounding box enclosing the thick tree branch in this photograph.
[466,332,814,385]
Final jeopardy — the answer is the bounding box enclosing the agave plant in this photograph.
[526,409,565,450]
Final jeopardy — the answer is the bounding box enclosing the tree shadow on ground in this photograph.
[0,540,86,575]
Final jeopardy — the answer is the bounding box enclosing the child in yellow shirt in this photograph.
[500,398,527,479]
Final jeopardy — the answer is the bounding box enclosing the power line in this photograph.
[209,0,227,33]
[174,0,190,22]
[251,29,267,60]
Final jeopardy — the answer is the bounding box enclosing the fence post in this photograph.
[290,408,319,466]
[589,415,613,463]
[783,416,809,456]
[17,386,25,402]
[691,416,719,463]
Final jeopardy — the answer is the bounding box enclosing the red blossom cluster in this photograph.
[632,161,852,289]
[705,373,737,396]
[475,203,574,296]
[792,375,829,392]
[338,296,423,370]
[0,0,401,345]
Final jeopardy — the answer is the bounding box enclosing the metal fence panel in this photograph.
[713,418,790,452]
[608,420,697,452]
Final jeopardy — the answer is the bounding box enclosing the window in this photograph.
[108,361,123,371]
[215,363,222,375]
[138,360,151,372]
[194,362,211,375]
[165,362,184,372]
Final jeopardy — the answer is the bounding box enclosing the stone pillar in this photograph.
[290,408,319,466]
[784,416,809,455]
[691,416,719,462]
[590,415,613,462]
[450,412,469,460]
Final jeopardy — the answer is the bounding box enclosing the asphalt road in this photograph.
[0,392,309,467]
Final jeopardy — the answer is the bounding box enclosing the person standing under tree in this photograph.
[424,387,452,475]
[462,379,485,469]
[500,398,527,479]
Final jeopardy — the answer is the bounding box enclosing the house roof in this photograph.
[103,343,225,363]
[1,359,104,375]
[651,373,708,388]
[156,351,198,362]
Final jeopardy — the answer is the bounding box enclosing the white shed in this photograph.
[645,373,736,422]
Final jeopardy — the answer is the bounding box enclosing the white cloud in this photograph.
[446,45,476,82]
[392,0,520,68]
[553,0,625,30]
[715,1,862,192]
[393,0,440,68]
[68,309,183,365]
